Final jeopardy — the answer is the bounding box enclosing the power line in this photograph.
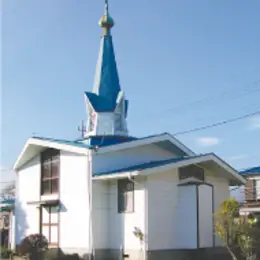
[172,109,260,136]
[135,79,260,123]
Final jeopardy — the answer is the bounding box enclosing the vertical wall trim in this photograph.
[196,185,199,248]
[212,185,215,247]
[57,150,61,256]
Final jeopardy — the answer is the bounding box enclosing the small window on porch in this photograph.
[179,165,205,181]
[118,179,134,213]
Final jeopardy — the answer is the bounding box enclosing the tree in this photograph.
[0,183,15,200]
[214,198,260,260]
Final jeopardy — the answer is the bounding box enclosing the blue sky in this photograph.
[2,0,260,183]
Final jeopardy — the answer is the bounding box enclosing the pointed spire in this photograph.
[84,0,129,137]
[89,0,120,109]
[105,0,109,14]
[99,0,114,35]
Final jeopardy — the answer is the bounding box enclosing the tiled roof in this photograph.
[94,155,204,176]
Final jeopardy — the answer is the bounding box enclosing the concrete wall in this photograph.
[147,169,179,250]
[176,185,197,249]
[198,185,213,248]
[107,176,146,258]
[206,174,229,246]
[92,180,109,249]
[15,155,41,245]
[93,144,175,174]
[59,151,90,255]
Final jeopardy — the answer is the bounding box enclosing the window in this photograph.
[41,149,60,195]
[88,111,96,132]
[115,113,123,132]
[179,165,204,181]
[118,179,134,213]
[41,206,59,246]
[254,179,260,200]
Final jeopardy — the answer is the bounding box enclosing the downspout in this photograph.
[127,173,146,260]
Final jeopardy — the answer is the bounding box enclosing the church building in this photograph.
[13,1,246,259]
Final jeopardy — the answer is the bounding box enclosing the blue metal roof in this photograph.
[0,199,15,205]
[85,34,127,113]
[33,135,137,149]
[78,135,137,146]
[32,136,92,149]
[94,155,202,176]
[240,166,260,175]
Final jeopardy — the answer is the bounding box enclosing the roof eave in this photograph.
[93,153,246,185]
[92,132,195,156]
[13,138,90,171]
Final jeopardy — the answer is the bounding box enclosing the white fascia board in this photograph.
[13,138,89,170]
[92,133,195,156]
[92,171,139,180]
[240,207,260,213]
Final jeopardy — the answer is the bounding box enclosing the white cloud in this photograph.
[249,115,260,129]
[196,137,220,147]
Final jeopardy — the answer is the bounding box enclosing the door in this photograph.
[40,205,59,247]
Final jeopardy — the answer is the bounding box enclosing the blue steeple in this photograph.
[84,0,129,137]
[85,0,126,113]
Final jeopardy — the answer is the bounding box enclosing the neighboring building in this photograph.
[0,199,15,249]
[238,166,260,216]
[13,1,246,260]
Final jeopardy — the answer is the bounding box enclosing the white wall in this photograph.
[92,180,109,249]
[147,169,179,250]
[93,144,175,174]
[206,175,230,246]
[59,151,90,252]
[15,155,41,245]
[107,176,145,254]
[198,185,213,248]
[176,185,197,249]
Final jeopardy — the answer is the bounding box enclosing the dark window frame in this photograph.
[118,178,134,213]
[41,149,60,195]
[179,165,205,181]
[40,205,59,247]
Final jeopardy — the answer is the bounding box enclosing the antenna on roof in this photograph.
[78,120,86,138]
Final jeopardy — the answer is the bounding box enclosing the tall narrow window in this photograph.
[255,179,260,200]
[179,165,204,181]
[41,206,59,247]
[41,149,60,195]
[115,113,123,132]
[118,179,134,213]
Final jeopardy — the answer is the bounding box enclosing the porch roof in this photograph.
[93,153,246,186]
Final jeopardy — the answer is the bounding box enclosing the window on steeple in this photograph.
[115,113,123,131]
[88,111,97,132]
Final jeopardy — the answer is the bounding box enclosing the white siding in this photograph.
[107,176,145,254]
[96,113,114,136]
[15,155,41,245]
[198,185,213,248]
[147,169,179,250]
[93,144,175,174]
[206,175,229,246]
[92,180,109,249]
[176,185,197,249]
[59,151,90,251]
